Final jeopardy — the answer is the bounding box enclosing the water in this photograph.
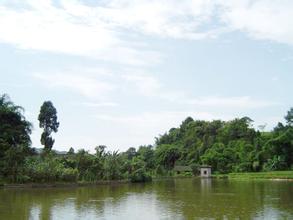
[1,178,293,219]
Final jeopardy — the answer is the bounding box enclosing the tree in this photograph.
[104,151,123,180]
[75,149,97,181]
[0,94,32,181]
[67,147,75,155]
[201,143,237,173]
[137,145,155,170]
[285,107,293,126]
[264,127,293,169]
[125,147,137,160]
[155,144,181,170]
[38,101,59,152]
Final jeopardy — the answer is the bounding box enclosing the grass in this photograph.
[214,171,293,180]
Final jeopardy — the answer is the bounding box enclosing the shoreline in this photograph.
[213,171,293,180]
[0,176,191,188]
[0,179,130,189]
[1,171,293,188]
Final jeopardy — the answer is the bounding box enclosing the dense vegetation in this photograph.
[155,113,293,174]
[0,94,292,183]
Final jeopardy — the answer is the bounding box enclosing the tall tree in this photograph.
[38,101,59,152]
[0,94,32,181]
[285,107,293,126]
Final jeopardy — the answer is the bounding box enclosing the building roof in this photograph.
[174,165,192,172]
[199,165,212,168]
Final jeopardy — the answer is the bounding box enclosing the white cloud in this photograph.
[2,0,290,152]
[33,72,115,99]
[0,2,113,51]
[91,0,218,39]
[219,0,293,45]
[0,82,31,88]
[121,70,277,109]
[186,96,277,108]
[0,0,293,64]
[122,71,162,97]
[121,70,276,109]
[0,0,161,65]
[82,102,118,107]
[121,70,189,101]
[31,65,278,111]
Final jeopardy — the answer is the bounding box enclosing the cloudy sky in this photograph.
[1,0,292,152]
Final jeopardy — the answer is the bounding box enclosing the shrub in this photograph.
[130,168,152,183]
[61,168,78,182]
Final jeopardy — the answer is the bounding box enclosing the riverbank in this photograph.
[0,176,188,188]
[0,179,130,188]
[214,171,293,180]
[2,171,293,188]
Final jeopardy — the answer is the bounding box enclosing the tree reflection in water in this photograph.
[1,179,293,219]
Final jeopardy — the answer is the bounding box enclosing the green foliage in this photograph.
[190,163,200,175]
[137,145,155,170]
[155,144,180,170]
[154,165,169,176]
[285,107,293,126]
[104,151,123,180]
[129,168,152,183]
[125,147,137,160]
[67,147,75,155]
[201,143,235,173]
[1,93,293,183]
[182,171,192,177]
[262,127,293,170]
[24,155,78,182]
[263,156,287,171]
[74,149,100,181]
[154,110,293,174]
[0,94,32,182]
[38,101,59,151]
[226,171,293,180]
[61,168,79,182]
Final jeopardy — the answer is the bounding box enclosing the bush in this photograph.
[174,171,192,177]
[155,165,168,176]
[190,163,199,175]
[61,168,78,182]
[24,156,78,182]
[263,156,287,171]
[130,168,152,183]
[183,171,192,177]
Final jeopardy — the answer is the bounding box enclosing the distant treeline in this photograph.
[0,94,292,183]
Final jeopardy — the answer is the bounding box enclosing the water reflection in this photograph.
[200,178,212,192]
[0,179,293,219]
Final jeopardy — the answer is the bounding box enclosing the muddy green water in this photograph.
[1,178,293,220]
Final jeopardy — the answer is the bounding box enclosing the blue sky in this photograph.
[0,0,292,152]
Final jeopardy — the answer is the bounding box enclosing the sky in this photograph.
[0,0,292,152]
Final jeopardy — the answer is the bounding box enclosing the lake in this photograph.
[1,178,293,219]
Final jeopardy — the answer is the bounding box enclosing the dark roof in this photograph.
[199,165,212,168]
[174,166,192,172]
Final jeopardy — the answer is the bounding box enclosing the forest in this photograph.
[0,93,292,183]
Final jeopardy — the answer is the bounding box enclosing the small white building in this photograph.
[199,165,212,178]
